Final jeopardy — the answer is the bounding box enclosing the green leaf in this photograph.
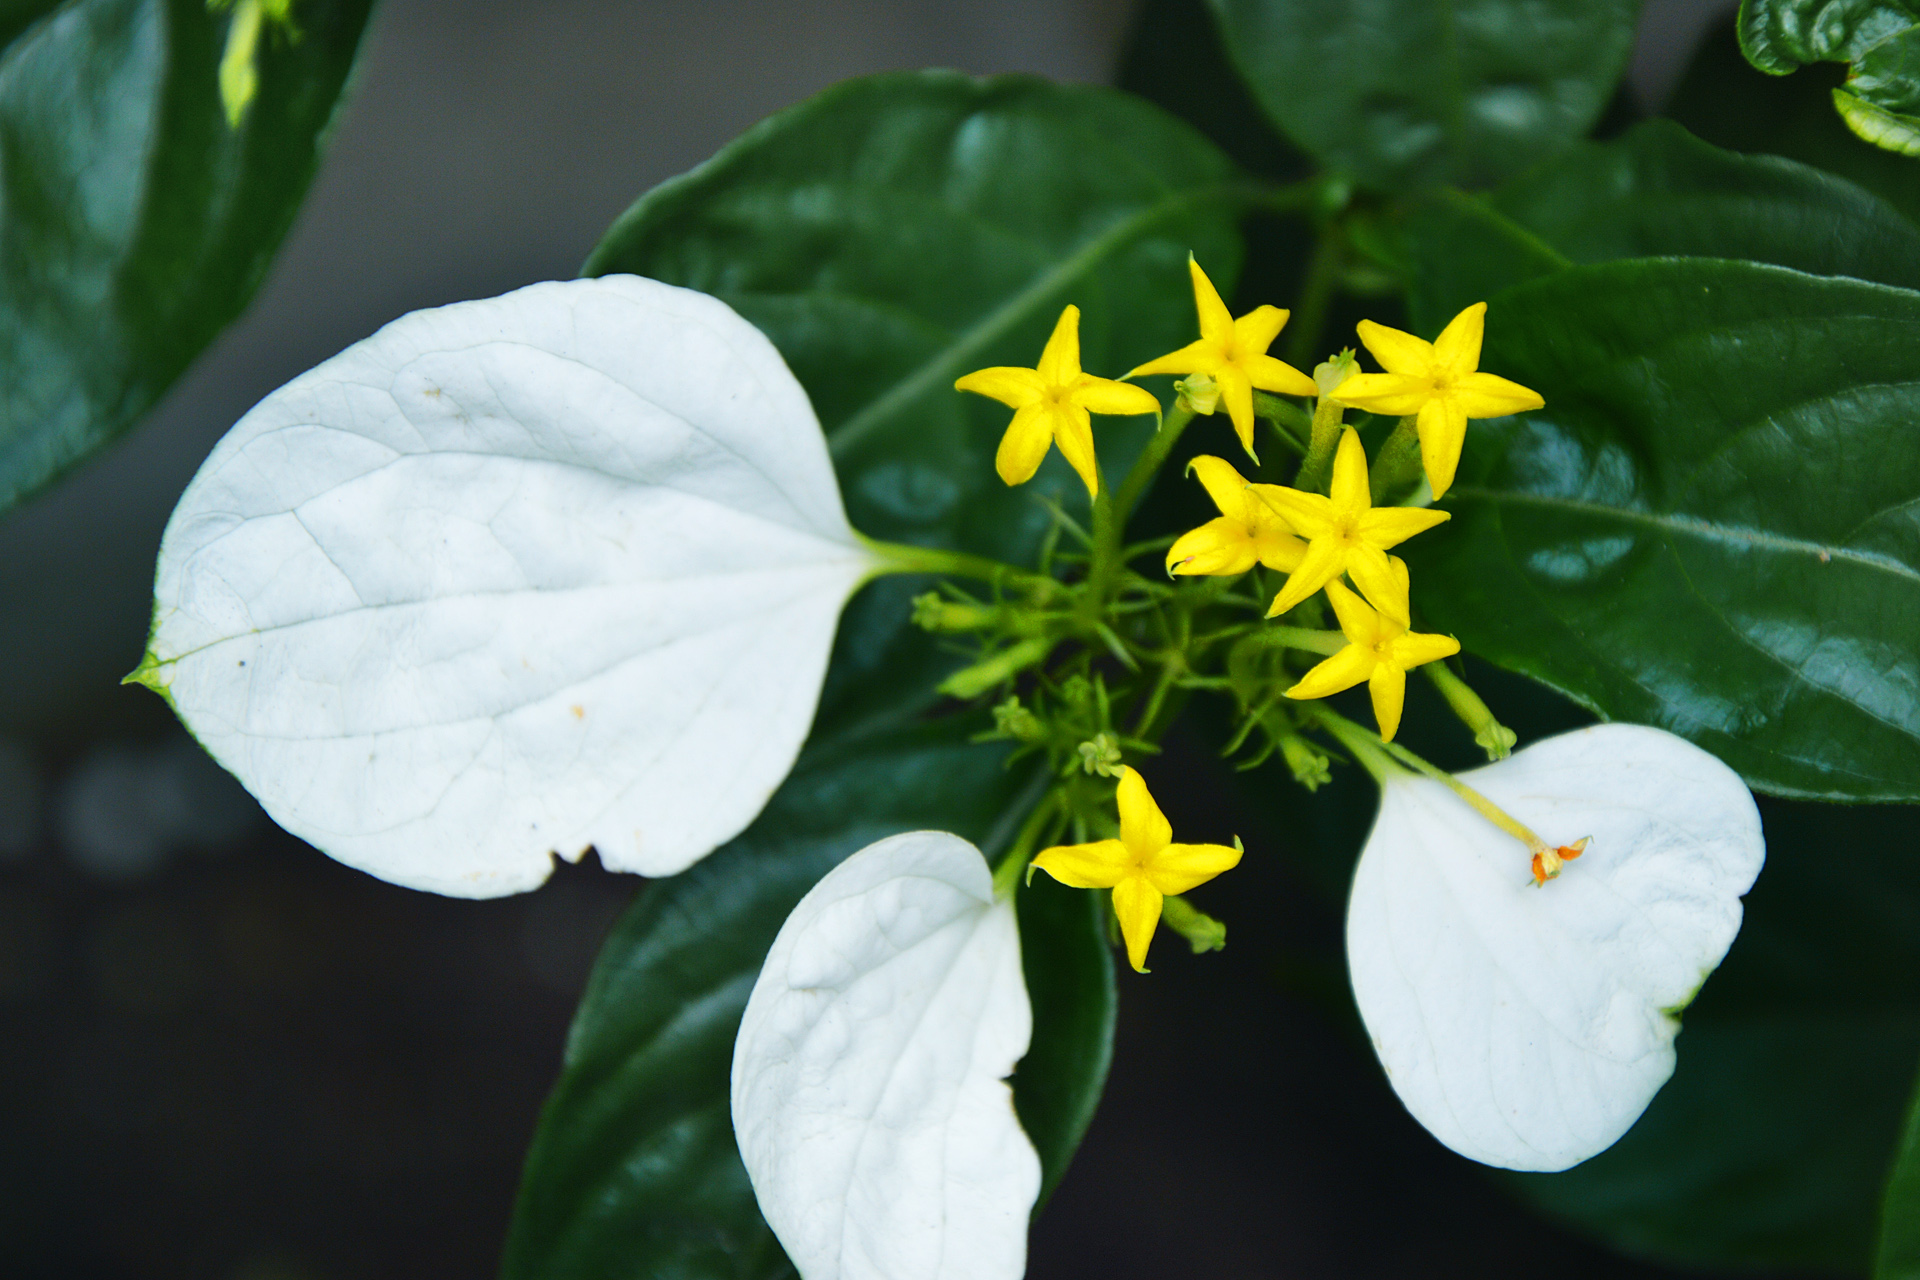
[1670,17,1920,226]
[585,70,1248,568]
[1406,258,1920,800]
[1013,873,1116,1209]
[1738,0,1920,153]
[1505,797,1920,1272]
[1879,1060,1920,1279]
[499,712,1037,1280]
[1205,0,1639,192]
[0,0,373,516]
[1404,117,1920,333]
[505,71,1238,1278]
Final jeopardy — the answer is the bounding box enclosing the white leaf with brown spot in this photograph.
[143,275,872,896]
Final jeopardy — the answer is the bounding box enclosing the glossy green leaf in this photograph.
[1670,17,1920,226]
[504,72,1232,1278]
[499,711,1035,1280]
[585,70,1248,566]
[1205,0,1638,192]
[1879,1060,1920,1279]
[1739,0,1920,154]
[0,0,372,516]
[1405,258,1920,800]
[1506,797,1920,1272]
[1014,873,1116,1209]
[1404,117,1920,332]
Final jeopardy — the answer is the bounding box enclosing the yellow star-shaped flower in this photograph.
[1256,427,1449,620]
[1030,767,1241,973]
[1165,455,1307,577]
[955,304,1161,498]
[1331,303,1545,500]
[1284,568,1460,742]
[1126,257,1317,461]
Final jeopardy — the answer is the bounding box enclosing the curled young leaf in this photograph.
[1347,724,1765,1172]
[732,830,1039,1280]
[139,275,874,897]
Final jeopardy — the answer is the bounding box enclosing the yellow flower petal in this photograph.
[1215,364,1257,459]
[1036,305,1083,387]
[1322,579,1381,646]
[1167,516,1258,577]
[1071,376,1161,417]
[1344,545,1407,626]
[1329,371,1430,416]
[1368,663,1408,741]
[1389,630,1462,671]
[1231,304,1290,355]
[1242,352,1319,397]
[1354,503,1449,549]
[1432,302,1486,374]
[954,366,1045,408]
[1125,337,1221,381]
[1031,839,1130,889]
[1188,256,1234,343]
[1328,427,1371,515]
[994,403,1053,487]
[1186,454,1250,518]
[1146,842,1243,896]
[1284,643,1376,700]
[1248,484,1331,536]
[1415,397,1469,499]
[1116,766,1172,860]
[1355,318,1436,377]
[1112,876,1164,973]
[1249,524,1308,573]
[1451,370,1545,417]
[1266,534,1347,617]
[1051,402,1100,498]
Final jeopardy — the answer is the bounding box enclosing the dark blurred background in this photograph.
[5,1,1832,1277]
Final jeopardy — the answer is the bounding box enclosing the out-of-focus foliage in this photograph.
[1206,0,1640,190]
[0,0,372,518]
[1738,0,1920,154]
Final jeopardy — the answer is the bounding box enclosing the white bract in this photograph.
[141,275,874,897]
[732,831,1039,1280]
[1347,723,1764,1172]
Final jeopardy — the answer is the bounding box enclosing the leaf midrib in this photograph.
[825,180,1247,459]
[1450,486,1920,587]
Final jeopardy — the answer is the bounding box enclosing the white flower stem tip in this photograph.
[1347,723,1765,1172]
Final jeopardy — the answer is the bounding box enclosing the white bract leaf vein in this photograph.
[732,830,1039,1280]
[143,274,874,897]
[1347,723,1765,1171]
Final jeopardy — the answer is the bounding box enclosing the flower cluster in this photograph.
[141,268,1765,1280]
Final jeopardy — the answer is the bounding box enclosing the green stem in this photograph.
[1283,227,1343,370]
[1261,625,1347,655]
[1423,662,1517,760]
[1369,415,1425,506]
[1087,465,1120,607]
[1295,397,1346,494]
[1253,391,1313,454]
[1374,735,1551,855]
[1302,705,1405,786]
[862,535,1063,601]
[993,790,1064,899]
[1114,404,1195,528]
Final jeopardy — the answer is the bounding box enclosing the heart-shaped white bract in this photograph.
[732,830,1039,1280]
[1347,723,1764,1172]
[141,275,874,897]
